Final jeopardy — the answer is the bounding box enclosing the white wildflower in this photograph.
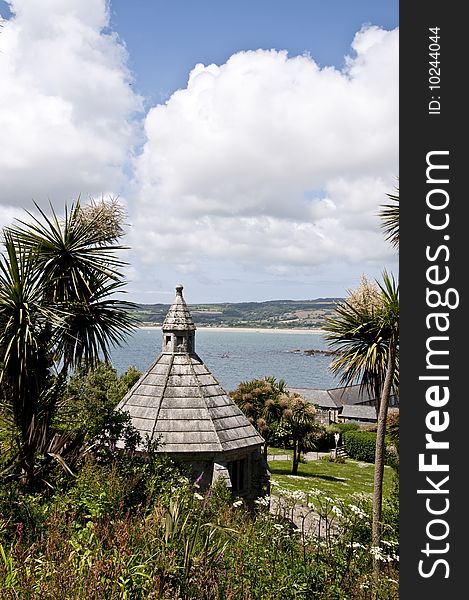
[370,546,391,562]
[331,506,343,518]
[254,495,270,506]
[232,500,243,508]
[347,542,366,549]
[291,490,306,501]
[194,493,204,501]
[360,581,370,590]
[348,504,367,520]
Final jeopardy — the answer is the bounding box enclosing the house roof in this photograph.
[340,404,377,421]
[287,387,338,409]
[327,385,376,407]
[117,285,263,454]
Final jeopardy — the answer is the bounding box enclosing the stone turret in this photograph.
[161,284,196,354]
[116,285,270,503]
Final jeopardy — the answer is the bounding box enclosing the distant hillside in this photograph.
[129,298,343,329]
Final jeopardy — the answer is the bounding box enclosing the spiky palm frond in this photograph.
[7,201,127,304]
[380,188,399,250]
[5,201,138,371]
[56,277,137,370]
[324,271,399,402]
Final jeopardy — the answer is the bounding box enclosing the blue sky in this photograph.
[0,1,398,304]
[108,1,398,103]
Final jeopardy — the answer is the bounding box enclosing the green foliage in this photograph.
[0,454,398,599]
[57,451,188,521]
[343,431,377,463]
[267,420,293,448]
[56,361,142,454]
[230,376,287,455]
[0,200,137,487]
[231,378,319,475]
[304,423,360,452]
[342,430,396,468]
[330,422,360,434]
[383,472,399,546]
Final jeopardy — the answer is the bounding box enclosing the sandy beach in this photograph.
[138,324,325,335]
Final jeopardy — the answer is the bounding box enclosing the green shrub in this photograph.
[56,450,191,522]
[343,430,377,463]
[333,422,360,434]
[311,423,360,451]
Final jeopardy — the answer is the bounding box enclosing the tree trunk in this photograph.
[372,337,396,583]
[292,440,299,475]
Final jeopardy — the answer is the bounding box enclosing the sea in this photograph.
[109,327,339,393]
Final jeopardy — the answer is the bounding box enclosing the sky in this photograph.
[0,0,399,304]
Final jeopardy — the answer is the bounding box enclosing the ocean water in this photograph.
[109,328,339,393]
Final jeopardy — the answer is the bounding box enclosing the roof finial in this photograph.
[175,284,184,296]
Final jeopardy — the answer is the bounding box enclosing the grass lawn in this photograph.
[267,446,292,456]
[268,457,395,501]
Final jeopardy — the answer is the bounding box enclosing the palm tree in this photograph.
[324,180,400,581]
[230,376,286,459]
[324,271,399,579]
[281,394,317,475]
[0,199,137,486]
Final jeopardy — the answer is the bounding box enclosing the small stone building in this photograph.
[117,285,270,503]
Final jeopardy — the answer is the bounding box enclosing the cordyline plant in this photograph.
[324,184,400,582]
[324,271,399,581]
[0,199,137,488]
[231,376,319,474]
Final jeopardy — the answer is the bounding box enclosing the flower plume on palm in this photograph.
[0,199,138,484]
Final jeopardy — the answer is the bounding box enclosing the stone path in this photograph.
[267,451,332,462]
[267,451,335,535]
[269,495,321,537]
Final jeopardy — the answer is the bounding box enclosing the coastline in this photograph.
[138,324,325,335]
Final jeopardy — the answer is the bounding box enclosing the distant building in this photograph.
[338,404,377,424]
[288,384,399,425]
[117,285,270,504]
[287,388,339,424]
[328,385,399,410]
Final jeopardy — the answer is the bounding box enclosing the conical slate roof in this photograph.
[162,283,196,331]
[117,285,263,454]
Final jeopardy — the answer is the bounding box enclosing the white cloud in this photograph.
[0,0,142,212]
[130,25,399,281]
[0,3,398,301]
